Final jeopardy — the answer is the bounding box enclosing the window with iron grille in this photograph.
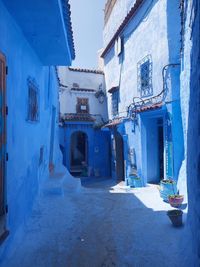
[112,89,119,116]
[137,55,153,97]
[27,78,39,122]
[76,98,89,114]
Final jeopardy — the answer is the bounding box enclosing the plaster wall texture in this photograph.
[104,0,180,118]
[58,67,108,123]
[60,124,111,178]
[103,0,138,46]
[179,0,200,265]
[103,0,184,186]
[0,0,66,244]
[177,1,192,200]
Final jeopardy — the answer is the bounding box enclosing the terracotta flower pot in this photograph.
[168,195,184,207]
[167,209,183,227]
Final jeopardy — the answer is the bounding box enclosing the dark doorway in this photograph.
[144,116,164,184]
[114,132,125,181]
[70,131,88,176]
[158,118,164,180]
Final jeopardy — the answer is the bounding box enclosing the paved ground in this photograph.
[1,175,188,267]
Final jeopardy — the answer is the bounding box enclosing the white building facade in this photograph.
[58,67,111,177]
[102,0,184,189]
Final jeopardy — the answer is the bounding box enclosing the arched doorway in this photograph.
[114,132,125,181]
[70,131,88,176]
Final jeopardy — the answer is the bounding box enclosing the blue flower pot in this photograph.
[160,179,177,202]
[128,176,142,188]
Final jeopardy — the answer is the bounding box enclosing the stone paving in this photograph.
[1,175,189,267]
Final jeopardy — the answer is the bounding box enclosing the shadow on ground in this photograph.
[1,176,189,267]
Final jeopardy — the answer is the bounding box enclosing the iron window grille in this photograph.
[112,89,119,116]
[137,55,153,97]
[27,78,39,122]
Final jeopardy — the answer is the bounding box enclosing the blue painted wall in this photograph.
[0,0,73,256]
[103,0,184,187]
[60,123,111,178]
[179,0,200,265]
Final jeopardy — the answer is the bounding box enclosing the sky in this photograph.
[69,0,106,69]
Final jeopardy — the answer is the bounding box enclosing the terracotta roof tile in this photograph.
[136,103,163,113]
[101,0,144,58]
[61,113,95,122]
[68,67,104,75]
[103,118,123,128]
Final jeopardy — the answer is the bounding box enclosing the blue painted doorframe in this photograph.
[140,107,167,185]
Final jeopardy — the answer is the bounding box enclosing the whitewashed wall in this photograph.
[103,0,180,119]
[58,67,108,123]
[104,0,138,46]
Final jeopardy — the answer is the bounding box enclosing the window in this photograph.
[76,98,89,114]
[27,78,39,122]
[138,55,153,97]
[112,89,119,116]
[116,36,124,56]
[39,146,44,166]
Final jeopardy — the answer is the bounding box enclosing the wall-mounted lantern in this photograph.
[95,84,106,104]
[95,90,106,104]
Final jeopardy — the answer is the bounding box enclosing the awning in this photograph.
[102,118,123,128]
[3,0,75,65]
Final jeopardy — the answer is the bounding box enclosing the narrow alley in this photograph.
[0,0,200,265]
[2,173,187,267]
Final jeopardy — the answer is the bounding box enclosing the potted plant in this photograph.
[128,175,142,188]
[167,209,183,227]
[160,179,177,202]
[133,177,142,187]
[128,176,135,187]
[168,194,184,207]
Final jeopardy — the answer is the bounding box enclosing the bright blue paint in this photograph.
[179,0,200,264]
[2,0,74,65]
[0,0,74,258]
[103,0,184,188]
[60,122,111,178]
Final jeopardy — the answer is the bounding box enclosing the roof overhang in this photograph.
[101,0,144,58]
[108,86,119,93]
[102,118,123,128]
[3,0,75,65]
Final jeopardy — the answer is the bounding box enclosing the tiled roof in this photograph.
[61,113,95,122]
[71,88,96,92]
[62,0,75,60]
[103,118,123,128]
[136,103,163,113]
[101,0,144,58]
[103,103,162,128]
[68,67,104,75]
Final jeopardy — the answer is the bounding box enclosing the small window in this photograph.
[27,78,39,122]
[112,89,119,116]
[76,98,89,114]
[39,146,44,166]
[73,83,79,88]
[138,55,153,97]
